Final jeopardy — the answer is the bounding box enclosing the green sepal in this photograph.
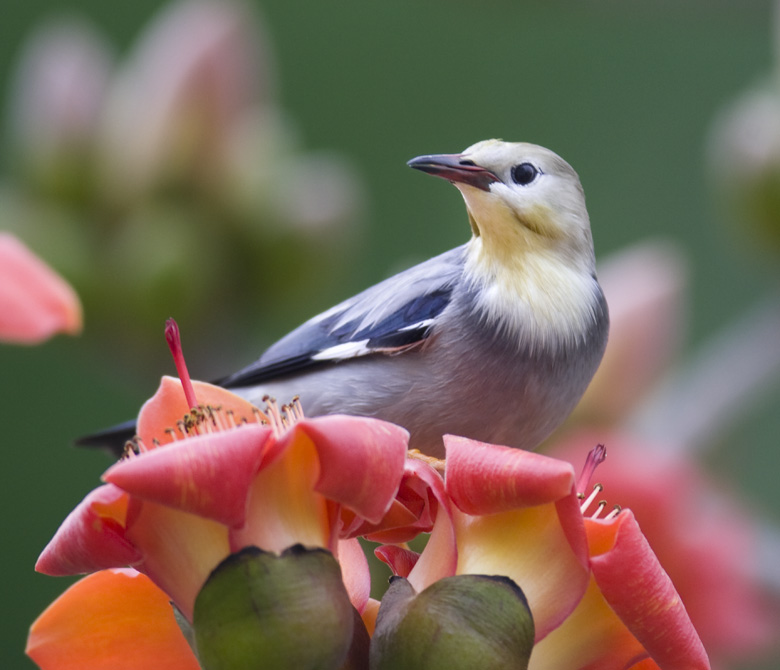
[193,544,355,670]
[370,574,535,670]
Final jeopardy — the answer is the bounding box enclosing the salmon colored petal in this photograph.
[587,512,710,670]
[453,500,589,642]
[444,435,576,513]
[375,545,420,579]
[528,574,649,670]
[230,428,330,554]
[125,500,230,620]
[338,537,371,614]
[403,459,458,592]
[36,485,142,576]
[103,424,271,527]
[0,233,82,344]
[137,377,264,448]
[345,497,421,542]
[26,569,200,670]
[296,415,408,524]
[357,458,441,543]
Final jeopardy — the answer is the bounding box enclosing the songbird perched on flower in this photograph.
[85,140,609,457]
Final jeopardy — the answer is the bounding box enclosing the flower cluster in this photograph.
[28,356,710,668]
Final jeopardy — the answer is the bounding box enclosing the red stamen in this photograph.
[575,443,607,495]
[165,318,198,410]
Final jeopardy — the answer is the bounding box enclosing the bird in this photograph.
[82,140,609,459]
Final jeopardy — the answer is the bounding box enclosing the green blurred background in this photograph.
[2,1,779,668]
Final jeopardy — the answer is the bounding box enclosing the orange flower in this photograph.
[26,569,199,670]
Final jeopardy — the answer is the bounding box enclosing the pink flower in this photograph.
[377,436,710,669]
[550,432,777,666]
[36,376,408,620]
[0,232,81,344]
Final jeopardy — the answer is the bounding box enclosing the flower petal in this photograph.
[230,427,331,554]
[295,415,408,524]
[137,376,263,448]
[0,233,81,344]
[125,499,231,620]
[528,574,649,670]
[453,500,589,642]
[404,459,458,592]
[103,424,271,527]
[444,435,576,513]
[587,511,710,670]
[443,435,589,641]
[26,569,199,670]
[338,537,371,614]
[36,485,142,576]
[375,545,420,579]
[357,458,441,544]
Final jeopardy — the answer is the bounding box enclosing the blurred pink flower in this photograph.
[0,232,81,344]
[7,16,112,194]
[568,239,687,428]
[97,0,271,203]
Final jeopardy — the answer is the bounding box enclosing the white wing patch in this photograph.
[311,340,372,362]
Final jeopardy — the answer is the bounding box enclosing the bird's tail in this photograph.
[75,419,137,458]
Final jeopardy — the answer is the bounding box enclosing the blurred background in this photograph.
[2,1,779,668]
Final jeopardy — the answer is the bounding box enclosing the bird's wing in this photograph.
[220,246,466,387]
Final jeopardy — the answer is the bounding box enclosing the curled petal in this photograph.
[0,233,82,344]
[444,435,576,513]
[104,423,271,527]
[587,511,710,670]
[404,459,458,592]
[27,569,199,670]
[36,485,141,576]
[338,537,371,614]
[357,458,442,544]
[372,459,457,592]
[375,545,420,579]
[295,415,408,524]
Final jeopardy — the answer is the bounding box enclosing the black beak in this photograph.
[407,153,500,192]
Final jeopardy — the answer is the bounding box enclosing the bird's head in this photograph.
[408,139,595,273]
[409,140,604,349]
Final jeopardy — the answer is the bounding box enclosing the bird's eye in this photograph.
[511,162,539,186]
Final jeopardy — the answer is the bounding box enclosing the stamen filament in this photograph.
[590,500,608,519]
[579,483,603,514]
[604,505,622,521]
